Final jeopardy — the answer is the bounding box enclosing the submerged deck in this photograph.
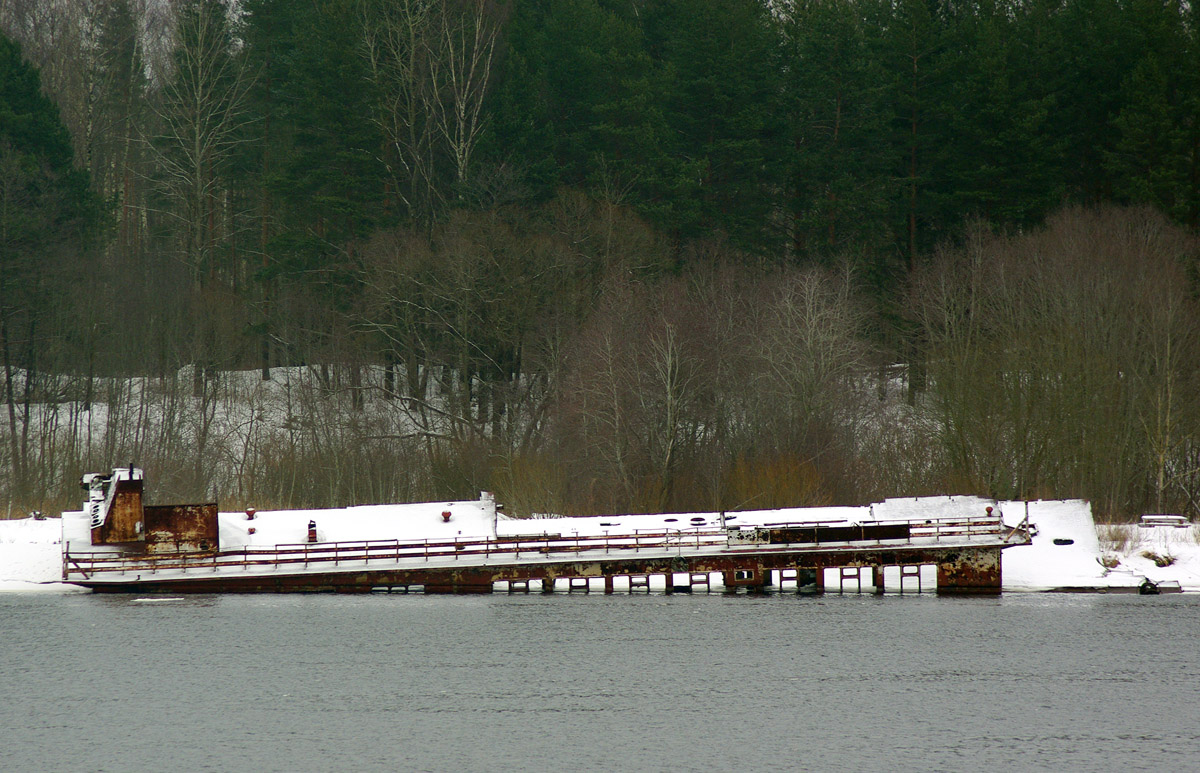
[65,513,1031,594]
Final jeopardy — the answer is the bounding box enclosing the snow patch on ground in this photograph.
[999,499,1200,591]
[1094,520,1200,590]
[0,517,85,592]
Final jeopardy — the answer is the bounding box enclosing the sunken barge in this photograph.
[63,468,1033,595]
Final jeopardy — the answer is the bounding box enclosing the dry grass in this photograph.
[1097,524,1140,554]
[1140,549,1177,567]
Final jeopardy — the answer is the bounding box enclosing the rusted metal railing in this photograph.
[63,512,1010,578]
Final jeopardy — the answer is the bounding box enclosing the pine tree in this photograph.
[939,0,1064,227]
[483,0,670,210]
[239,0,297,374]
[0,32,100,503]
[780,0,894,262]
[1107,54,1187,218]
[642,0,786,253]
[875,0,953,272]
[245,0,388,369]
[1050,0,1142,202]
[270,0,385,262]
[1104,0,1192,222]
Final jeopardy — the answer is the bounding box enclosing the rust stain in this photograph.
[935,548,1002,593]
[92,478,145,545]
[144,503,218,554]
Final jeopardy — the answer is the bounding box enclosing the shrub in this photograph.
[1140,549,1176,567]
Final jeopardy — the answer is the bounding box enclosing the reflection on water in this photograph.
[2,592,1198,772]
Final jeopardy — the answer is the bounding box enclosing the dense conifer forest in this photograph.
[1,0,1198,520]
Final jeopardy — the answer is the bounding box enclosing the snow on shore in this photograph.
[5,498,1199,593]
[1001,500,1200,591]
[0,516,84,592]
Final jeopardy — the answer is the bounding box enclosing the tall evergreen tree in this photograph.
[271,0,385,261]
[780,0,893,263]
[938,0,1064,226]
[243,0,388,366]
[94,0,151,265]
[1050,0,1141,202]
[1181,2,1200,230]
[0,32,101,503]
[240,0,299,374]
[483,0,670,209]
[642,0,786,253]
[1107,54,1187,218]
[874,0,953,271]
[1105,1,1192,222]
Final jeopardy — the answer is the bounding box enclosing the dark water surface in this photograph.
[2,591,1198,772]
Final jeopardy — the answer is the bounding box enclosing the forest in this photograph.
[1,0,1199,520]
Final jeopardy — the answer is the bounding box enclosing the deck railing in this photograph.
[64,513,1014,579]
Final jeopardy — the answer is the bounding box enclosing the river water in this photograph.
[2,591,1198,772]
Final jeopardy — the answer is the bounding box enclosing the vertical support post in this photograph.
[604,575,614,594]
[873,565,885,594]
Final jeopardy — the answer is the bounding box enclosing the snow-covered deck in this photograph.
[4,496,1196,592]
[61,494,1027,592]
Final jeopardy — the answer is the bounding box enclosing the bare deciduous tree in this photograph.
[147,0,254,389]
[361,0,506,224]
[908,206,1200,518]
[150,0,252,281]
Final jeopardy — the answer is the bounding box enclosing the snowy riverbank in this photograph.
[4,499,1199,593]
[0,516,85,592]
